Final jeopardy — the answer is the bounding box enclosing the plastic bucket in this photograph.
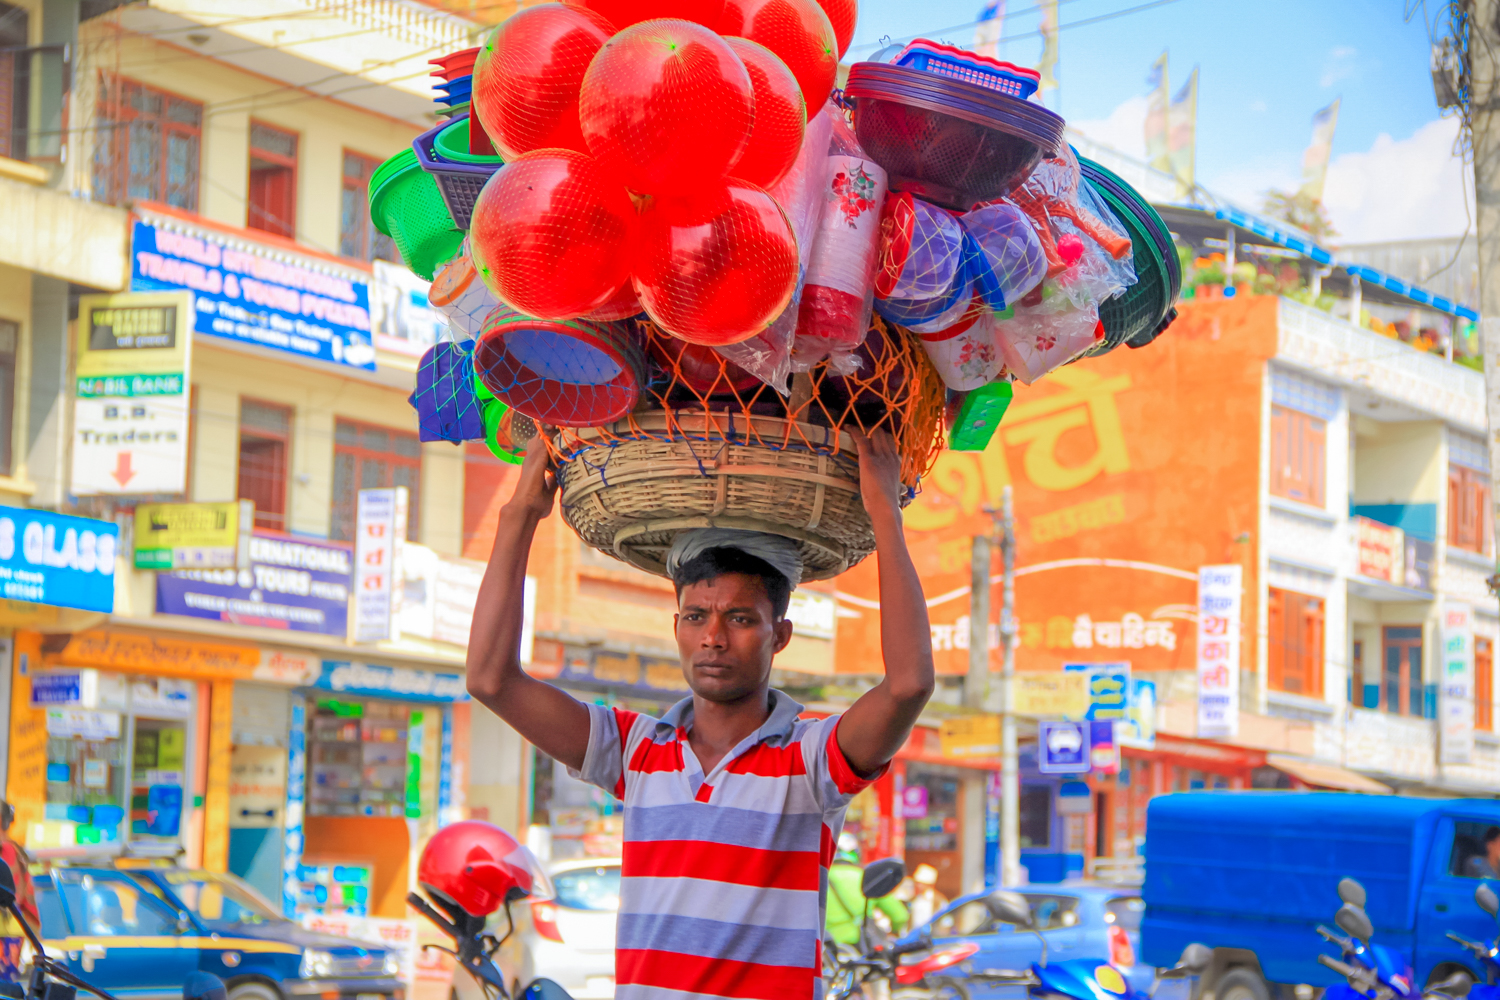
[368,150,464,281]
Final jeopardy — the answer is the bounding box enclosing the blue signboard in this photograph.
[0,508,117,612]
[1038,720,1090,774]
[1064,661,1131,719]
[156,532,352,636]
[312,661,469,702]
[130,220,376,371]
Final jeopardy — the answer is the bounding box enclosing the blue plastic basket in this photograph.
[413,115,502,230]
[895,40,1041,99]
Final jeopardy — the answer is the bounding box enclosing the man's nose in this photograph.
[700,614,728,648]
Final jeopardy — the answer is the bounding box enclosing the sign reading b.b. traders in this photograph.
[130,218,376,371]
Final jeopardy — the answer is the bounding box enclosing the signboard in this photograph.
[396,546,486,647]
[1440,602,1475,765]
[1090,719,1118,773]
[48,630,259,677]
[939,715,1001,758]
[156,532,353,636]
[899,785,929,819]
[370,260,443,358]
[1353,517,1404,584]
[72,291,192,496]
[1038,720,1089,774]
[786,590,837,640]
[1196,564,1243,739]
[129,218,376,371]
[352,487,407,643]
[0,508,118,612]
[1063,662,1131,719]
[555,645,689,695]
[1118,678,1157,750]
[312,661,469,702]
[1012,672,1090,717]
[134,501,252,569]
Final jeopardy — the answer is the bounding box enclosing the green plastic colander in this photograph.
[368,147,464,281]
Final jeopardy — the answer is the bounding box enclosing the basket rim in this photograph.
[560,410,862,457]
[609,515,852,581]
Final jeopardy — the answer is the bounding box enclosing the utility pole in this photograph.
[998,485,1021,886]
[965,533,991,709]
[1471,3,1500,596]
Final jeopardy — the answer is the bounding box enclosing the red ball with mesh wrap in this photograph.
[633,179,799,345]
[722,36,805,188]
[417,820,554,917]
[648,335,761,394]
[579,19,754,197]
[564,0,724,29]
[813,0,855,59]
[471,3,615,159]
[716,0,836,121]
[585,279,645,321]
[468,149,638,320]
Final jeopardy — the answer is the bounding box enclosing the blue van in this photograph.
[1141,792,1500,1000]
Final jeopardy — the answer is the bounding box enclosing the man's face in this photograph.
[1489,837,1500,866]
[674,572,794,703]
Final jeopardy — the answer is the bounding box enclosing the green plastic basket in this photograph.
[1090,187,1170,354]
[433,117,504,167]
[368,148,464,281]
[949,381,1014,452]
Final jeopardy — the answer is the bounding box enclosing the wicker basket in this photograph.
[558,411,880,582]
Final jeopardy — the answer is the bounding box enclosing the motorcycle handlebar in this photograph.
[1446,931,1485,953]
[886,939,930,959]
[1319,954,1358,978]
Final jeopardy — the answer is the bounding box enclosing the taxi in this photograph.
[31,865,403,1000]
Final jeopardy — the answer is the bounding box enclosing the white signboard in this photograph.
[72,395,190,494]
[352,487,407,643]
[1196,564,1243,739]
[1440,602,1475,765]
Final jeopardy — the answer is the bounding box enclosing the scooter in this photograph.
[1442,883,1500,996]
[1316,878,1469,1000]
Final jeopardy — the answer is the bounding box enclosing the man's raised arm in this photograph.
[836,429,936,776]
[466,442,592,771]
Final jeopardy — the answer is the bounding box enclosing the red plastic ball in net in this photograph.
[564,0,724,29]
[585,279,645,321]
[578,19,754,197]
[722,37,805,188]
[813,0,855,59]
[471,3,615,160]
[647,335,761,395]
[634,180,799,345]
[469,150,638,320]
[716,0,836,121]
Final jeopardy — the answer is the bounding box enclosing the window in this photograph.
[1267,588,1324,697]
[1448,820,1500,879]
[1023,894,1081,930]
[248,121,298,238]
[1382,626,1425,717]
[93,75,202,211]
[0,319,17,476]
[1019,784,1051,848]
[1478,637,1494,732]
[55,870,178,936]
[551,866,622,912]
[1270,405,1326,507]
[932,899,993,938]
[331,419,422,543]
[238,399,291,531]
[0,1,29,160]
[1104,896,1145,932]
[1351,640,1363,704]
[341,151,397,262]
[1449,464,1490,555]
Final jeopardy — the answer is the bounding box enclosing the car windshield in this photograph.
[552,865,621,912]
[159,872,286,927]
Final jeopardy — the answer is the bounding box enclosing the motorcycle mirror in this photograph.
[1428,971,1472,995]
[1478,884,1500,919]
[183,973,227,1000]
[0,857,14,909]
[1334,903,1374,944]
[860,859,906,900]
[1338,878,1367,909]
[984,889,1036,929]
[1177,943,1212,973]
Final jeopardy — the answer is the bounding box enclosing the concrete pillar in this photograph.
[27,274,69,506]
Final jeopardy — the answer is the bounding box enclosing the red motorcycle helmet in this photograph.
[417,820,554,917]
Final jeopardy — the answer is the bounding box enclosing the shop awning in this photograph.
[1267,754,1392,794]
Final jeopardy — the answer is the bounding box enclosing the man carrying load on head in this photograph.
[467,429,935,1000]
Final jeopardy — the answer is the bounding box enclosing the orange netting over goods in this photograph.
[549,314,946,581]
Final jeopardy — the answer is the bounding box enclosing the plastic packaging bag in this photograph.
[961,201,1048,307]
[793,102,888,369]
[876,191,965,302]
[992,291,1105,384]
[916,294,1006,391]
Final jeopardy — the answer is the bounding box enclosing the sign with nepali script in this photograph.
[1196,564,1243,739]
[129,218,376,371]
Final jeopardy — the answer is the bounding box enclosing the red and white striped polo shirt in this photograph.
[569,690,882,1000]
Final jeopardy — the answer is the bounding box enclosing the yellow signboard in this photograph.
[75,291,192,381]
[47,630,260,678]
[939,715,1001,758]
[1012,671,1090,717]
[134,500,252,569]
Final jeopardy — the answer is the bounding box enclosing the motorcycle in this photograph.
[1441,883,1500,997]
[1317,878,1470,1000]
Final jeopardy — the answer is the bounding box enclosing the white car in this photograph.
[470,857,621,1000]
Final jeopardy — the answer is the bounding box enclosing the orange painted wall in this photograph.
[303,816,411,918]
[835,296,1280,677]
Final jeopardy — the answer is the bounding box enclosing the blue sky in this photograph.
[846,0,1469,242]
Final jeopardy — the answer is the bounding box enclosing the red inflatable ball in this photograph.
[469,150,638,320]
[585,279,645,321]
[634,179,799,345]
[564,0,724,29]
[579,19,754,196]
[471,3,615,159]
[722,37,805,188]
[716,0,836,120]
[813,0,855,59]
[648,335,761,395]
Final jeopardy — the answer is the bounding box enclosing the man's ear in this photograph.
[773,617,794,652]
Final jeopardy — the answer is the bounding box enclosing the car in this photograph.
[30,864,404,1000]
[896,883,1150,998]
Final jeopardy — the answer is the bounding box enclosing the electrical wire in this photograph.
[848,0,1190,56]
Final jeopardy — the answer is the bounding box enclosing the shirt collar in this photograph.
[654,689,806,747]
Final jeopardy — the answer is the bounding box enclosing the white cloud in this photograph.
[1069,94,1148,161]
[1249,99,1267,114]
[1321,117,1471,243]
[1321,45,1357,88]
[1203,159,1299,210]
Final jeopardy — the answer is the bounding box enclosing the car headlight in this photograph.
[300,949,334,979]
[382,953,400,977]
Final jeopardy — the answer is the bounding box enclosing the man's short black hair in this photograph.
[1485,826,1499,846]
[671,547,792,620]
